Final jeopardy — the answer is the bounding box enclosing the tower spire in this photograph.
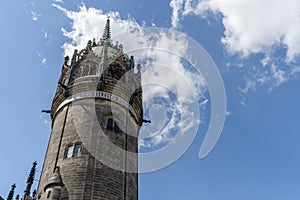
[101,16,111,42]
[23,161,37,199]
[7,183,16,200]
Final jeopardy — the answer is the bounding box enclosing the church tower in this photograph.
[37,18,143,200]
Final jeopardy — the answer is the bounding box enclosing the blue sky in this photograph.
[1,0,300,199]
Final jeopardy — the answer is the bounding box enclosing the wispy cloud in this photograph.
[43,119,50,127]
[41,28,48,39]
[31,10,40,21]
[24,2,41,21]
[39,114,51,128]
[269,64,286,89]
[37,52,47,65]
[173,0,300,62]
[226,111,233,116]
[169,0,300,96]
[238,62,300,96]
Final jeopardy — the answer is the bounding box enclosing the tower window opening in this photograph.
[65,145,74,159]
[114,121,119,133]
[115,68,120,79]
[64,143,82,159]
[107,67,113,78]
[106,64,126,80]
[73,143,81,157]
[106,117,120,133]
[107,118,114,130]
[47,191,51,199]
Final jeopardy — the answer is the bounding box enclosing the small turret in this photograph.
[43,167,64,200]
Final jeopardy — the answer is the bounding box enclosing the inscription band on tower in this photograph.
[55,90,138,120]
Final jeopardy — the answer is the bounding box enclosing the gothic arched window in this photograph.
[106,117,120,133]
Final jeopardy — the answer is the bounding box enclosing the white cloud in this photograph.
[170,0,184,28]
[173,0,300,62]
[136,33,205,148]
[169,0,300,96]
[54,4,207,150]
[52,3,141,57]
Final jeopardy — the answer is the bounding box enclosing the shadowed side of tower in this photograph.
[36,18,143,200]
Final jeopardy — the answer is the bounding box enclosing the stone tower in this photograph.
[36,18,143,200]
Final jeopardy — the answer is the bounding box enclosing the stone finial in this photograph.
[137,64,141,73]
[64,56,70,66]
[32,190,36,198]
[7,183,16,200]
[23,161,37,198]
[92,38,97,46]
[71,49,78,65]
[87,40,92,51]
[130,56,135,69]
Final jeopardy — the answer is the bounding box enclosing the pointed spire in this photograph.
[7,183,16,200]
[23,161,37,198]
[101,16,111,42]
